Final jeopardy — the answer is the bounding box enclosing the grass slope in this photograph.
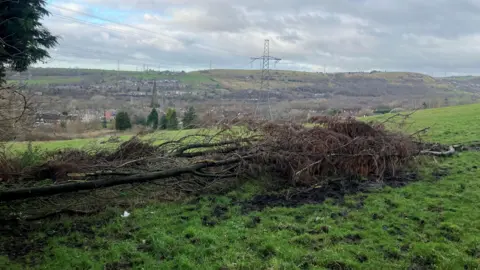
[2,104,480,269]
[8,129,215,153]
[7,77,83,85]
[371,103,480,144]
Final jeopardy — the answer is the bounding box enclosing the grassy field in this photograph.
[2,104,480,269]
[7,76,84,85]
[131,72,215,85]
[370,103,480,144]
[7,128,221,153]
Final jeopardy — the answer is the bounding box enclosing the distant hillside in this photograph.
[7,68,480,109]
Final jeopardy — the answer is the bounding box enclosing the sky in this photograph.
[36,0,480,76]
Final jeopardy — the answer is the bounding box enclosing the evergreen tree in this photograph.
[115,111,132,131]
[0,0,58,83]
[159,114,167,130]
[182,106,197,129]
[166,108,178,130]
[146,108,159,129]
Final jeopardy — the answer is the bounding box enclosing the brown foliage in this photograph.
[309,115,385,137]
[0,118,419,201]
[105,137,158,161]
[249,117,417,186]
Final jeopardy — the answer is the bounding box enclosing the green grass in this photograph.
[131,72,214,85]
[6,127,236,153]
[369,103,480,144]
[7,76,83,85]
[2,103,480,269]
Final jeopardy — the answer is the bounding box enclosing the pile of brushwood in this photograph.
[0,116,442,207]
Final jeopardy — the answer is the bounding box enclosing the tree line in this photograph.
[114,106,198,131]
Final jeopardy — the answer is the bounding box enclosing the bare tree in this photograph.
[0,84,35,140]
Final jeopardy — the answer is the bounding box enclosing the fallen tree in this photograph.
[0,117,446,202]
[0,156,250,201]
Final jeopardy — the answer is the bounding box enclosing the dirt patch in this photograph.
[467,244,480,258]
[245,216,261,228]
[356,254,368,263]
[383,224,407,237]
[431,167,450,180]
[201,204,230,227]
[325,261,353,270]
[273,224,305,235]
[201,215,217,227]
[104,261,133,270]
[241,172,418,213]
[409,254,437,270]
[344,234,362,244]
[331,233,362,245]
[212,205,228,219]
[0,220,47,263]
[382,248,402,260]
[0,211,116,264]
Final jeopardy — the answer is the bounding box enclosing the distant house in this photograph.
[35,112,62,124]
[104,110,116,121]
[81,112,98,123]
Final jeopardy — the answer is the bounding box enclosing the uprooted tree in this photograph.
[1,116,454,203]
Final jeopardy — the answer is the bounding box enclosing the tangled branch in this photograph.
[0,84,35,141]
[0,117,444,202]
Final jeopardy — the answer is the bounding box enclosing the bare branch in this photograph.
[0,156,253,201]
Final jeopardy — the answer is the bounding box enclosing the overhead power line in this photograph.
[51,13,137,37]
[49,3,178,42]
[250,39,281,120]
[250,39,281,91]
[47,47,254,71]
[48,4,244,58]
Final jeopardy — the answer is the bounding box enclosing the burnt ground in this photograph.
[240,172,419,213]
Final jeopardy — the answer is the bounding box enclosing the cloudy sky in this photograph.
[37,0,480,75]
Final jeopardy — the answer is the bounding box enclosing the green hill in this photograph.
[7,68,480,110]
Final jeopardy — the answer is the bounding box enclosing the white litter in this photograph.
[121,211,130,218]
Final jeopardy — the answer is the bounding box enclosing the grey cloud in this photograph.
[40,0,480,74]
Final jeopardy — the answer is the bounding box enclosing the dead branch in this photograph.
[173,138,256,157]
[379,109,418,125]
[0,84,35,141]
[0,156,252,201]
[191,169,238,178]
[420,146,456,157]
[156,134,212,148]
[1,118,441,203]
[410,127,430,137]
